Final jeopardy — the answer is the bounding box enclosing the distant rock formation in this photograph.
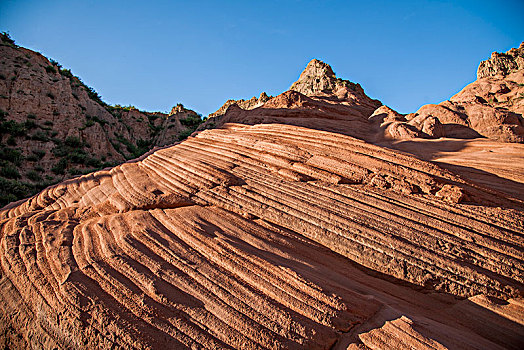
[208,92,271,119]
[375,42,524,142]
[477,42,524,79]
[201,59,382,135]
[0,33,200,205]
[289,58,381,112]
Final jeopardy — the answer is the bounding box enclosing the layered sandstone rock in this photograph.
[1,123,523,349]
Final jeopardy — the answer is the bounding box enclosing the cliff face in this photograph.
[0,33,201,205]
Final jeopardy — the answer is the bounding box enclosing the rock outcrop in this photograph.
[289,59,381,112]
[394,42,524,142]
[208,92,271,119]
[201,59,382,137]
[477,42,524,79]
[203,50,524,144]
[0,33,201,206]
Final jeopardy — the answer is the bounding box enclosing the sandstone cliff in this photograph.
[0,33,201,206]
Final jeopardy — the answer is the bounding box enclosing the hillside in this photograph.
[0,41,523,349]
[0,33,202,206]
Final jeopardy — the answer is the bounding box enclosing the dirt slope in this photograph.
[1,123,523,349]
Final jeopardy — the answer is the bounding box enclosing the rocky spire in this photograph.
[289,59,339,95]
[289,58,382,112]
[477,42,524,79]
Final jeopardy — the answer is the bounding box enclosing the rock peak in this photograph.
[290,59,338,95]
[477,42,524,79]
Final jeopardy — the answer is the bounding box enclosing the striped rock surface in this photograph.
[1,123,523,349]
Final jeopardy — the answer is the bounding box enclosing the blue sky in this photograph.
[1,0,523,115]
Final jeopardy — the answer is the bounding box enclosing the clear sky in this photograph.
[1,0,523,115]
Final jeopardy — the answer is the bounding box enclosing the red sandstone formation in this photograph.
[1,43,524,349]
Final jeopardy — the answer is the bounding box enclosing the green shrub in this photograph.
[59,68,73,79]
[64,136,83,148]
[26,154,39,162]
[0,163,21,178]
[0,177,29,206]
[180,114,202,127]
[0,146,23,165]
[24,119,38,129]
[6,136,16,145]
[69,149,88,164]
[45,65,56,74]
[31,131,49,142]
[0,32,17,48]
[147,115,159,123]
[27,113,37,119]
[49,59,61,68]
[110,140,121,153]
[84,86,104,105]
[32,149,46,158]
[86,157,101,168]
[51,158,67,175]
[82,115,107,129]
[80,119,95,130]
[26,170,43,182]
[178,129,194,141]
[68,167,82,175]
[0,120,26,136]
[0,175,59,207]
